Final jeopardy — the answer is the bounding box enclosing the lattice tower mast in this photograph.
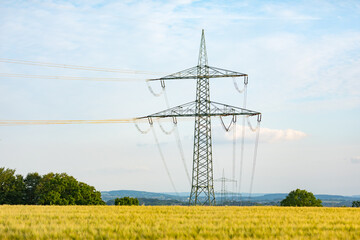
[190,30,215,205]
[137,29,261,206]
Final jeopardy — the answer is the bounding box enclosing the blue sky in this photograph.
[0,0,359,195]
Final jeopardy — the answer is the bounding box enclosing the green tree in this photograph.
[280,189,322,207]
[0,167,25,204]
[115,197,139,206]
[352,201,360,207]
[24,172,42,204]
[77,182,105,205]
[1,167,105,205]
[36,172,104,205]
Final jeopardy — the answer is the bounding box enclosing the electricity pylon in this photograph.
[215,169,237,205]
[137,29,261,206]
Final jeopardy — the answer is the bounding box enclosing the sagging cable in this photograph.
[158,119,176,135]
[146,79,165,97]
[134,119,151,134]
[220,115,236,132]
[233,76,248,94]
[246,115,261,132]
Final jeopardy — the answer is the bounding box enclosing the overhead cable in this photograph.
[0,73,144,82]
[150,125,179,196]
[238,84,248,204]
[0,58,166,75]
[248,120,261,201]
[247,116,260,132]
[134,120,151,134]
[146,80,164,96]
[0,118,136,126]
[163,89,191,186]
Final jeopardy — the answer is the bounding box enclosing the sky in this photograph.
[0,0,359,196]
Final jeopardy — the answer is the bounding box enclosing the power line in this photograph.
[0,58,167,75]
[151,125,179,195]
[0,73,144,82]
[248,120,261,201]
[0,119,137,126]
[0,118,188,126]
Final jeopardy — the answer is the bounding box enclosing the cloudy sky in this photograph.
[0,0,359,196]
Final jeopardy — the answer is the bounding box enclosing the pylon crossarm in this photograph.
[136,101,261,120]
[206,66,247,78]
[147,66,247,81]
[147,66,198,81]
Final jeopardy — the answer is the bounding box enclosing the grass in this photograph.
[0,205,359,239]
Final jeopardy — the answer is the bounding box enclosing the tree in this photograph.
[0,167,105,205]
[352,201,360,207]
[77,182,105,205]
[24,172,42,204]
[0,167,25,204]
[280,189,322,207]
[115,197,139,206]
[36,172,105,205]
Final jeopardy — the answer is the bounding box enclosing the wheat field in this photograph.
[0,205,359,239]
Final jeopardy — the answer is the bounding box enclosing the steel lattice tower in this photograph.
[137,29,261,206]
[190,31,215,205]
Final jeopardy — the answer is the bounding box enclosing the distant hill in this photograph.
[101,190,186,202]
[101,190,360,207]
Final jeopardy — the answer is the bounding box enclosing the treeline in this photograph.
[106,198,187,206]
[0,167,105,205]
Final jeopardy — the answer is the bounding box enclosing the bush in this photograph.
[280,189,322,207]
[352,201,360,207]
[115,197,139,206]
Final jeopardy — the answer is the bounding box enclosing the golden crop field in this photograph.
[0,205,359,239]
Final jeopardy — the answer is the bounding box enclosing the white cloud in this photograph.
[223,124,307,143]
[350,157,360,164]
[259,127,307,143]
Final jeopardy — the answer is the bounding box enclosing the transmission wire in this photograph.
[232,118,237,201]
[0,58,166,75]
[0,73,144,82]
[147,80,164,97]
[247,116,260,132]
[0,118,136,126]
[238,84,247,204]
[163,90,191,186]
[248,120,261,201]
[158,121,176,135]
[150,125,179,196]
[134,120,151,134]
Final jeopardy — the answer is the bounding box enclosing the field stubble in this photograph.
[0,205,359,239]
